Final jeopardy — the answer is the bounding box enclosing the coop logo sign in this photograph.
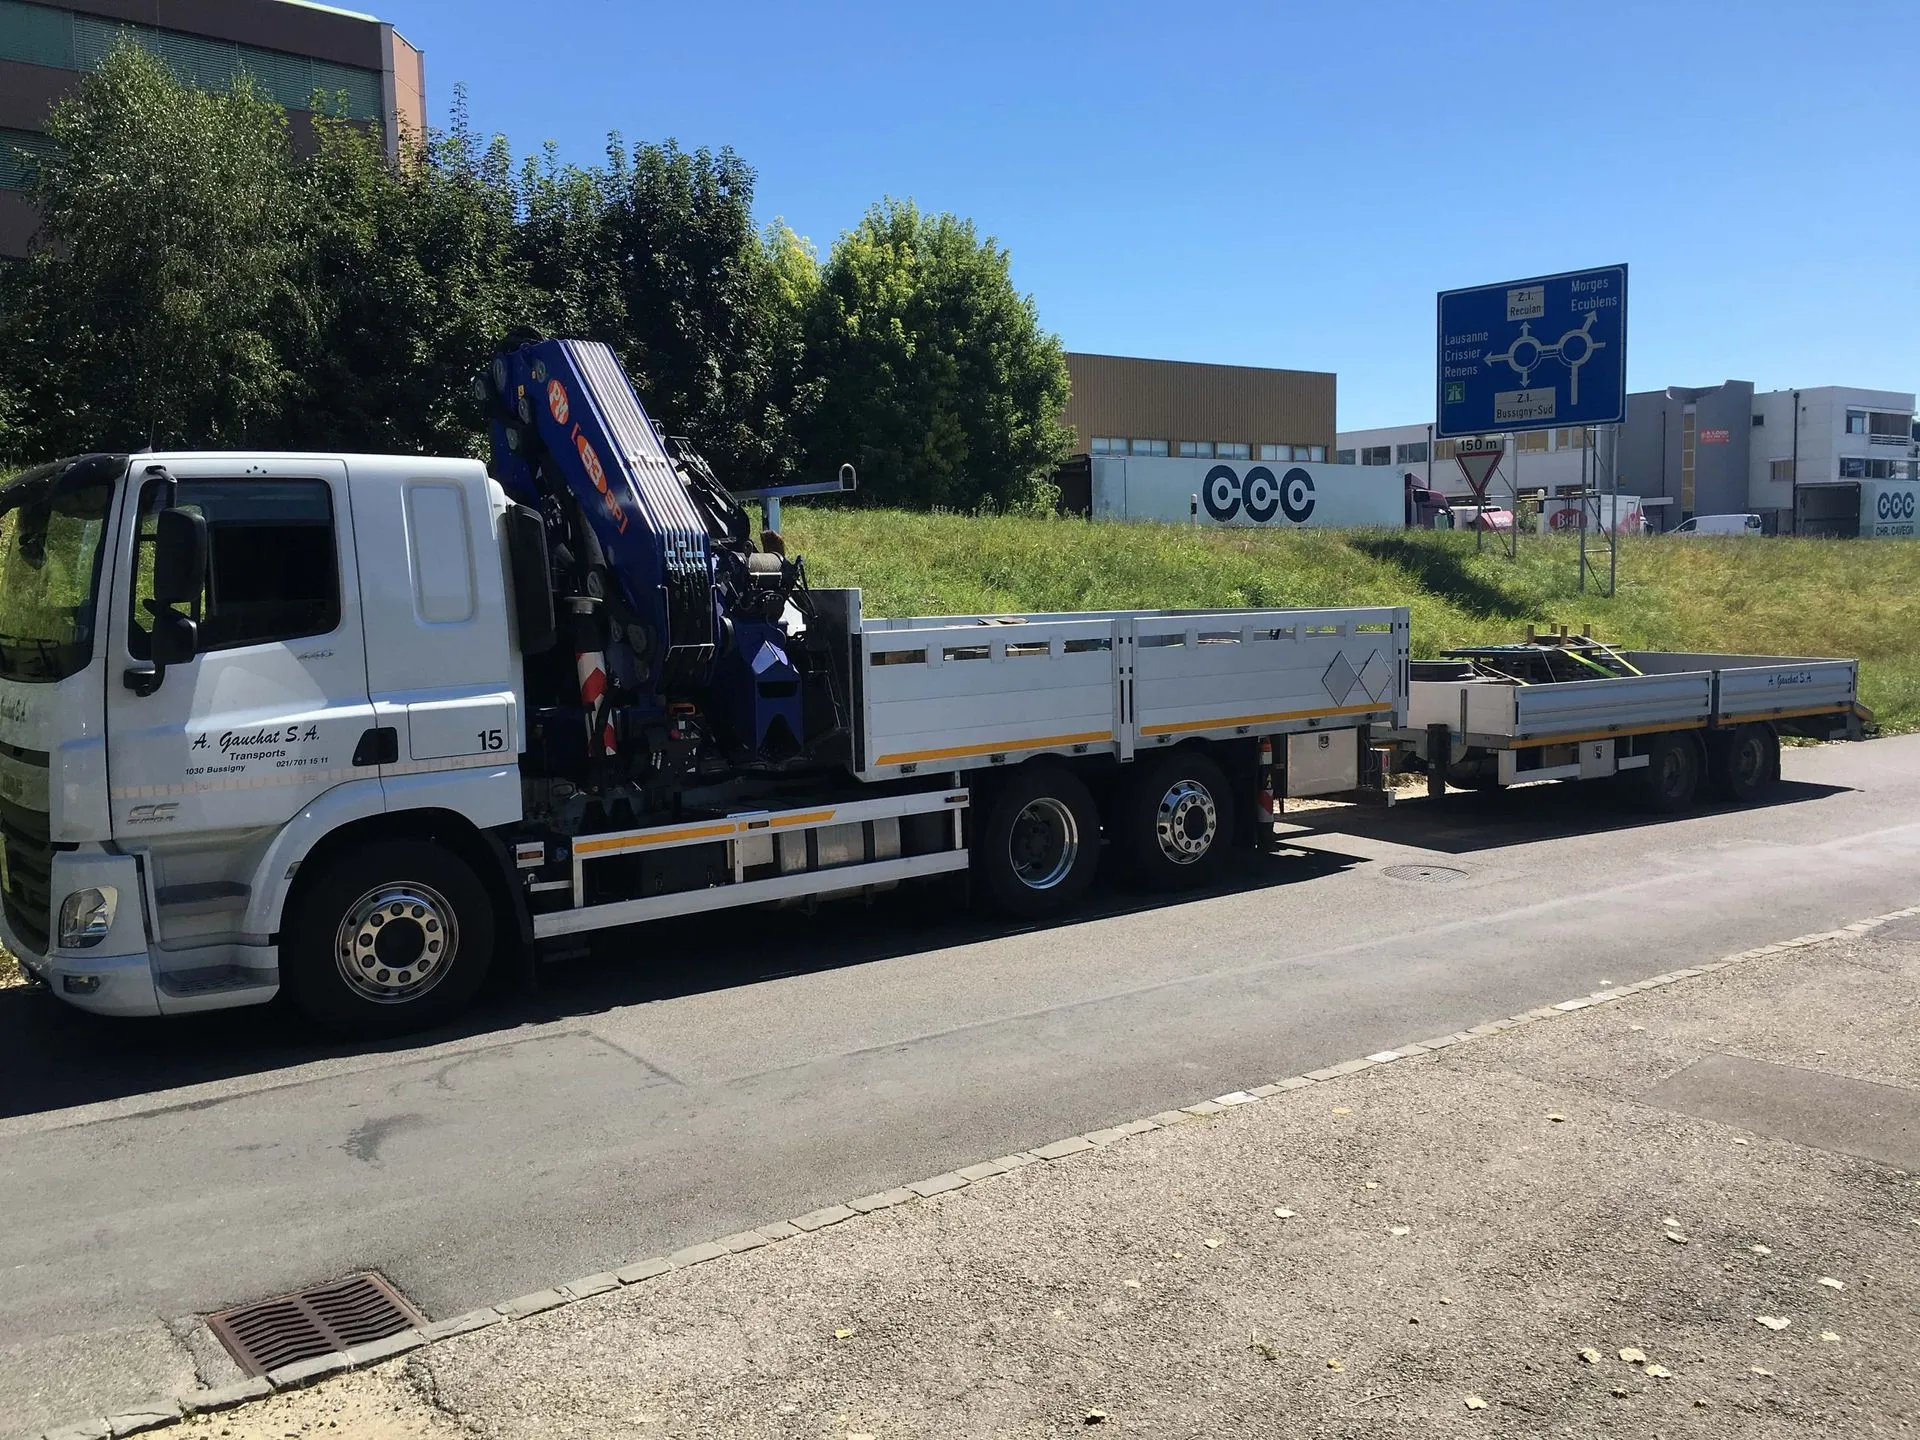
[1202,465,1317,525]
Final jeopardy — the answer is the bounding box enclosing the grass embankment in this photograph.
[781,512,1920,735]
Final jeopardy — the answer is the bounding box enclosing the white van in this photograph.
[1672,513,1763,536]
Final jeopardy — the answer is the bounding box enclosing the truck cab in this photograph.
[0,451,521,1021]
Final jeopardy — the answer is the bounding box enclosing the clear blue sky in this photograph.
[377,0,1919,430]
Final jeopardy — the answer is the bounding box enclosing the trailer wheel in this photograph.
[1710,724,1778,804]
[282,840,494,1037]
[1119,750,1237,890]
[1633,732,1703,814]
[974,766,1101,918]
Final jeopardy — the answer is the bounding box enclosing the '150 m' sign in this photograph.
[1203,464,1317,524]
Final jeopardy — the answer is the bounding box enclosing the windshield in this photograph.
[0,456,124,683]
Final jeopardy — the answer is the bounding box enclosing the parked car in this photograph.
[1672,513,1763,536]
[1449,505,1514,532]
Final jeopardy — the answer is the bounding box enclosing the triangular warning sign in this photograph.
[1455,446,1503,499]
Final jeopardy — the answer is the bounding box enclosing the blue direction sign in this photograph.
[1436,265,1627,438]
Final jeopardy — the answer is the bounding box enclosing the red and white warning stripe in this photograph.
[575,649,617,756]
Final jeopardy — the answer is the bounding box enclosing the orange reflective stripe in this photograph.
[875,730,1113,766]
[1138,702,1386,738]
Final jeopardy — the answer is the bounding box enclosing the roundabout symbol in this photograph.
[1487,311,1604,405]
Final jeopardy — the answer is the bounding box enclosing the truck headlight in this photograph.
[58,886,117,949]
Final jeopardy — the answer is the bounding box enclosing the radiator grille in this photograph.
[0,791,52,957]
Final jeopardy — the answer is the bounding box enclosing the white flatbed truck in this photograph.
[0,443,1410,1034]
[0,341,1870,1037]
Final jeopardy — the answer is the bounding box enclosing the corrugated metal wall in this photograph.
[1061,352,1336,455]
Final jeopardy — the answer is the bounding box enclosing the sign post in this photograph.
[1454,438,1504,552]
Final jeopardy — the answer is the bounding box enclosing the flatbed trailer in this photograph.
[1386,633,1869,810]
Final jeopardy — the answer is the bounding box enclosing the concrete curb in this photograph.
[40,902,1920,1440]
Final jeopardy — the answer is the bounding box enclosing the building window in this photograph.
[1256,444,1285,462]
[1395,441,1428,464]
[1842,457,1899,479]
[1681,410,1696,511]
[1868,411,1911,445]
[1516,431,1549,453]
[1751,413,1764,427]
[1130,438,1168,457]
[0,127,58,191]
[1306,445,1326,462]
[1846,410,1867,435]
[1769,458,1796,483]
[0,3,385,121]
[1359,446,1391,466]
[1336,449,1356,465]
[1432,439,1457,461]
[1554,428,1590,450]
[1090,437,1125,456]
[1216,442,1250,460]
[1178,441,1215,459]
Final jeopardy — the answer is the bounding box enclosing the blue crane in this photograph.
[476,335,851,788]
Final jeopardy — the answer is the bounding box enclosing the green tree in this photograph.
[0,42,301,457]
[803,199,1072,512]
[522,140,811,486]
[516,138,626,343]
[274,87,532,455]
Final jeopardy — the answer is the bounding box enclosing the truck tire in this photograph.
[282,839,494,1037]
[974,765,1101,919]
[1119,749,1237,891]
[1632,732,1702,814]
[1710,724,1778,804]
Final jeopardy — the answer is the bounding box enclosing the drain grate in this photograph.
[207,1272,424,1377]
[1383,863,1468,884]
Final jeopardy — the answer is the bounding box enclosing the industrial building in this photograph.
[0,0,424,256]
[1340,383,1918,533]
[1062,352,1334,467]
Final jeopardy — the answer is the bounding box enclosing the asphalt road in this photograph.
[5,734,1920,1435]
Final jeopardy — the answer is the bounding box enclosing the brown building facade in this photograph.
[0,0,424,256]
[1062,352,1336,465]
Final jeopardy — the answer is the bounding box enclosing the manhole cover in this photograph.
[207,1272,423,1377]
[1383,863,1468,884]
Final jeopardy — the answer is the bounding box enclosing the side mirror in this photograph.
[153,507,207,607]
[150,609,198,666]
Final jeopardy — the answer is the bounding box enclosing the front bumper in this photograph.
[0,849,162,1017]
[1,853,281,1017]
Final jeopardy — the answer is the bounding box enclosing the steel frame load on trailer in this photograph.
[1390,633,1868,806]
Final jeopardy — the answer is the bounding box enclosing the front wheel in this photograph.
[282,839,494,1037]
[1119,750,1237,890]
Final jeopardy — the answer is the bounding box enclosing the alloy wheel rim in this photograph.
[1008,796,1080,890]
[334,881,458,1005]
[1155,779,1218,864]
